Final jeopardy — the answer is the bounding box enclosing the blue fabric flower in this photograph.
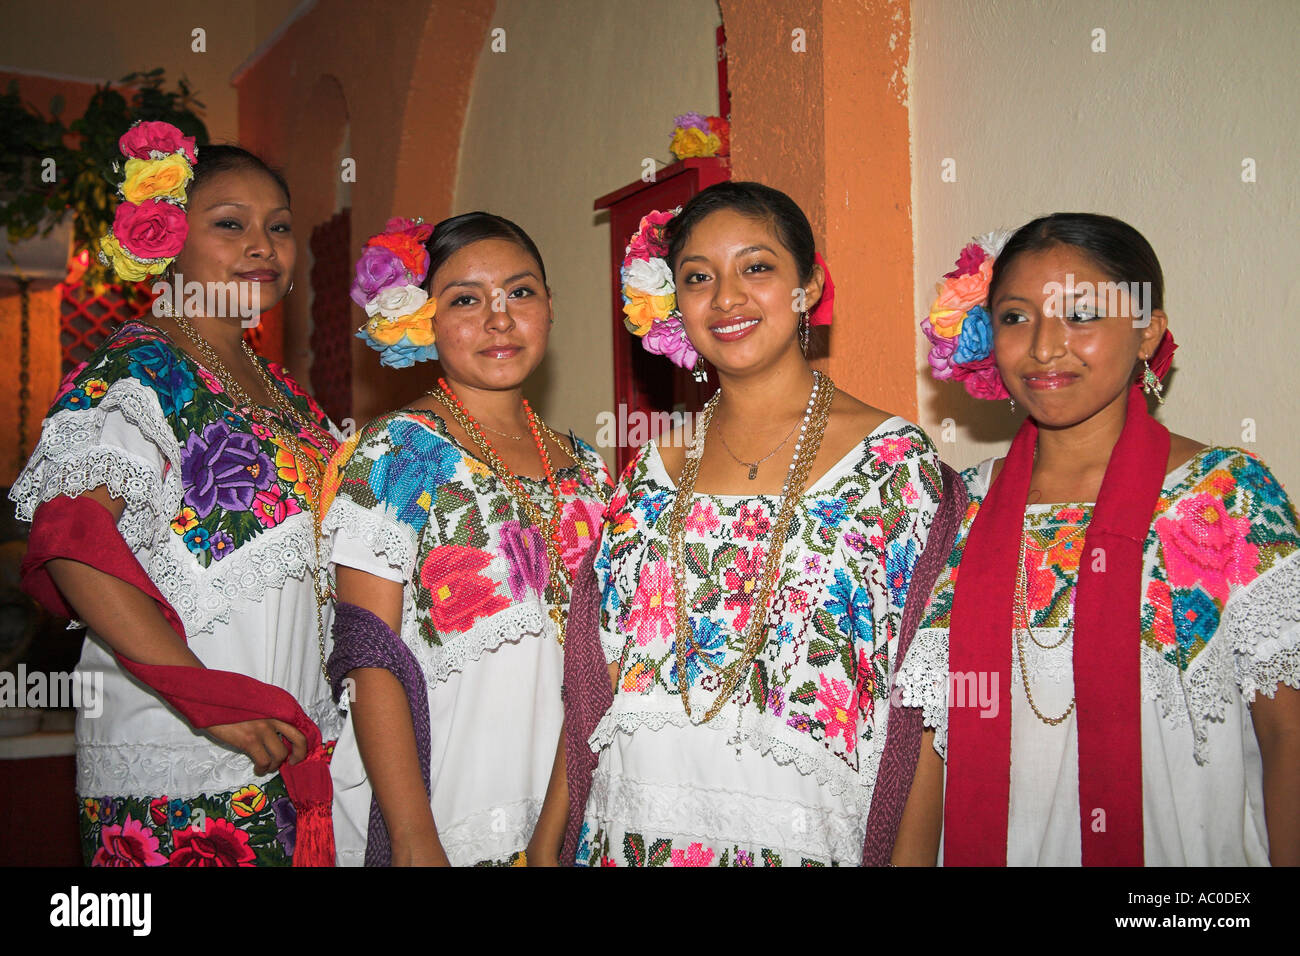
[952,305,993,364]
[183,526,210,553]
[670,616,728,688]
[1173,588,1220,649]
[1236,457,1288,508]
[886,538,919,609]
[168,799,192,829]
[641,491,670,523]
[355,329,439,369]
[127,340,196,416]
[810,497,848,528]
[826,568,874,644]
[58,388,91,411]
[368,420,460,531]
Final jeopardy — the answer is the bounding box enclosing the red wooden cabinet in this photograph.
[594,157,731,474]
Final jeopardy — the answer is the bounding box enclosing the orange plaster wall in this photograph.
[234,0,494,426]
[718,0,915,420]
[0,72,100,488]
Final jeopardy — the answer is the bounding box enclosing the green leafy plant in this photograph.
[1,69,208,288]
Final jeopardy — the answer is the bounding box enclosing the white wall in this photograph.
[911,0,1300,490]
[454,0,722,462]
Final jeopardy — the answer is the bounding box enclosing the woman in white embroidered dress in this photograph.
[325,213,611,866]
[558,182,944,867]
[12,145,341,865]
[897,213,1300,865]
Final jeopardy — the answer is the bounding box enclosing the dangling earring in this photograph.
[287,280,295,295]
[798,311,810,356]
[1141,359,1164,404]
[693,354,708,383]
[1008,398,1016,413]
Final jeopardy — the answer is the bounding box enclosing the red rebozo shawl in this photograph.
[945,348,1173,865]
[21,495,335,867]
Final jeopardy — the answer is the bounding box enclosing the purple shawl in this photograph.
[559,461,967,867]
[328,600,431,868]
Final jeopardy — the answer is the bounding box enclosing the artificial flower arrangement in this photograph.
[350,217,439,368]
[96,121,197,282]
[620,208,699,371]
[921,231,1015,400]
[669,111,730,161]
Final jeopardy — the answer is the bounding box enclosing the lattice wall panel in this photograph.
[60,285,156,375]
[309,208,353,425]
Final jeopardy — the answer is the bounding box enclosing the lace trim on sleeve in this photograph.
[894,626,949,758]
[1225,551,1300,704]
[9,379,180,553]
[322,497,419,582]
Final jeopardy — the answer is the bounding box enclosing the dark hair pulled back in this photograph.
[665,181,816,283]
[423,212,548,289]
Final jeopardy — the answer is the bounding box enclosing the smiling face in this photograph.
[427,237,552,391]
[170,166,294,316]
[672,208,821,377]
[991,244,1167,429]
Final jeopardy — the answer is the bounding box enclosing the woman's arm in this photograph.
[335,564,449,866]
[44,487,307,774]
[890,729,943,866]
[1251,685,1300,866]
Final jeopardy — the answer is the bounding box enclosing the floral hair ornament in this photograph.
[96,121,198,282]
[620,207,701,371]
[669,111,730,161]
[352,216,439,368]
[921,230,1016,400]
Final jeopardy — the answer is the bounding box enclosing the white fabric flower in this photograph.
[366,283,429,318]
[623,257,675,297]
[977,229,1015,257]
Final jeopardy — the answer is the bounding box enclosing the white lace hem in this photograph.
[438,796,541,866]
[1225,552,1300,704]
[412,601,555,686]
[895,627,949,758]
[588,701,874,812]
[77,696,343,798]
[322,497,419,582]
[584,771,862,864]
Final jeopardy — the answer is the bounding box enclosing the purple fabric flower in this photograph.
[499,520,548,601]
[674,111,710,132]
[271,796,296,858]
[350,246,410,308]
[642,315,699,370]
[181,420,276,518]
[922,318,959,381]
[208,530,235,561]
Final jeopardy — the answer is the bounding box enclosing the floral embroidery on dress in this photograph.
[577,823,835,868]
[325,409,612,653]
[597,425,940,775]
[43,322,336,571]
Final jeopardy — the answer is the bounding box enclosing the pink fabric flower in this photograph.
[1155,493,1259,603]
[113,198,189,260]
[557,497,604,575]
[922,318,960,381]
[92,818,167,867]
[623,560,677,646]
[54,362,89,403]
[815,673,859,753]
[870,435,917,466]
[642,315,698,370]
[943,242,988,279]
[625,210,676,262]
[118,121,198,164]
[723,544,766,631]
[252,485,302,528]
[197,366,223,394]
[683,500,720,535]
[669,842,715,866]
[957,354,1011,400]
[731,503,771,541]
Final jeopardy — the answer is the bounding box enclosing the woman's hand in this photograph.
[206,718,308,776]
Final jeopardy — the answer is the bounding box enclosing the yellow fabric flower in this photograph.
[320,432,363,515]
[121,154,193,205]
[622,288,675,336]
[231,785,266,818]
[365,298,437,347]
[171,507,198,535]
[670,127,722,160]
[83,379,109,399]
[98,233,163,282]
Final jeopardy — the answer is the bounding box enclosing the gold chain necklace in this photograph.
[430,381,607,645]
[1014,529,1077,725]
[666,371,835,723]
[168,314,333,684]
